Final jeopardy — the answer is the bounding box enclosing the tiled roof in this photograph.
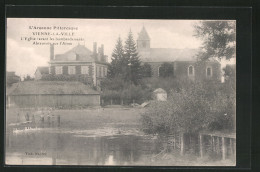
[54,44,94,61]
[137,26,150,40]
[7,81,100,95]
[140,48,198,62]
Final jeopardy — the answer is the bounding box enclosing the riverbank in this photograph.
[6,107,145,130]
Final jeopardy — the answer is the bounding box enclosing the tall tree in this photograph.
[194,21,236,61]
[141,63,152,77]
[108,37,125,78]
[124,30,142,84]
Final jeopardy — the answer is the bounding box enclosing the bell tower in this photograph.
[137,26,150,50]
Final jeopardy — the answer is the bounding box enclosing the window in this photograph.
[96,66,99,77]
[81,66,89,75]
[68,66,76,75]
[104,67,107,76]
[100,66,103,77]
[99,66,102,77]
[188,65,194,76]
[206,67,212,77]
[55,66,63,75]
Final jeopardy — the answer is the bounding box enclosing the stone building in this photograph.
[137,27,221,81]
[153,88,167,101]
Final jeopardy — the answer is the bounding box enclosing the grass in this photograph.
[6,107,145,130]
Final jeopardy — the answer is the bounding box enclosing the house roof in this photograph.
[7,81,100,95]
[153,88,167,94]
[149,48,198,62]
[54,44,94,62]
[137,26,150,41]
[36,67,49,74]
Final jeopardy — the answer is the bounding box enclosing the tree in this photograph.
[194,21,236,61]
[108,37,125,78]
[159,62,173,77]
[6,72,20,87]
[141,80,236,135]
[141,63,152,77]
[23,75,34,81]
[124,30,142,84]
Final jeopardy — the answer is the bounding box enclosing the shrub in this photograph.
[141,80,235,135]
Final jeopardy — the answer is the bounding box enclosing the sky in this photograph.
[6,18,235,77]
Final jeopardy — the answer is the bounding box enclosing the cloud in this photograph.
[6,38,48,77]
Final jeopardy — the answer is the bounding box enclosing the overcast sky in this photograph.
[6,18,235,77]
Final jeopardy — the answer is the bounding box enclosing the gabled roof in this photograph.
[153,88,167,93]
[54,44,94,61]
[137,26,150,41]
[140,48,198,62]
[7,81,100,95]
[35,67,49,74]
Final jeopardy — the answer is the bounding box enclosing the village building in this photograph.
[153,88,167,101]
[137,27,221,81]
[6,81,100,108]
[36,42,109,88]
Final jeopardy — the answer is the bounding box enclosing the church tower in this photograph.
[137,26,150,50]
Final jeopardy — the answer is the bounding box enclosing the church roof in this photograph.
[137,26,150,40]
[140,48,198,62]
[54,44,94,61]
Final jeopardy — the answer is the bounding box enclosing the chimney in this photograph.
[93,42,97,54]
[50,43,54,60]
[101,44,104,56]
[97,47,101,61]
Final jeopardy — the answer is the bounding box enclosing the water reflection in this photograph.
[6,128,160,165]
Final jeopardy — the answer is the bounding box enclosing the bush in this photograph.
[101,77,152,105]
[141,80,235,135]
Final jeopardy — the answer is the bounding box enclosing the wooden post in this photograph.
[180,133,184,156]
[173,134,176,149]
[212,136,215,152]
[234,139,236,159]
[199,134,203,158]
[222,137,226,160]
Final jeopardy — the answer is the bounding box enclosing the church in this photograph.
[136,27,221,81]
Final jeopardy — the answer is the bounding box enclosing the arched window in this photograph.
[158,66,162,77]
[206,67,212,77]
[142,42,146,48]
[188,65,194,76]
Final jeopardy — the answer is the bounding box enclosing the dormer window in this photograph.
[188,65,194,76]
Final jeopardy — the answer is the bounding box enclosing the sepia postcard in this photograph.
[5,18,236,166]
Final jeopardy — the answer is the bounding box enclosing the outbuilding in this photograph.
[153,88,167,101]
[6,81,100,108]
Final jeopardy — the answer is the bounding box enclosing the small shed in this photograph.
[153,88,167,101]
[6,81,100,108]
